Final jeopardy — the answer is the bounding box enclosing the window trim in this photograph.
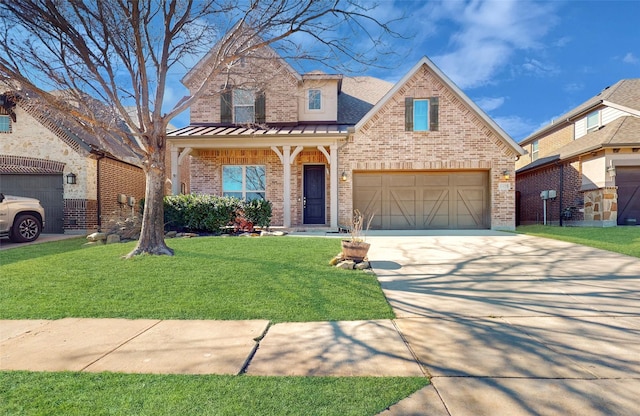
[531,139,539,161]
[222,165,266,200]
[308,89,322,111]
[586,110,600,132]
[233,89,255,124]
[405,97,439,132]
[0,114,10,133]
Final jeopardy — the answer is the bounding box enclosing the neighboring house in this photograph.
[168,43,524,231]
[0,88,146,234]
[516,79,640,227]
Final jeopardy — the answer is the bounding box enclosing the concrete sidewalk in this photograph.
[2,232,640,415]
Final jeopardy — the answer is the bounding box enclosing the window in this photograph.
[220,89,265,124]
[223,165,266,200]
[308,89,321,110]
[233,89,254,124]
[0,115,9,133]
[586,110,600,132]
[405,97,439,132]
[531,140,539,161]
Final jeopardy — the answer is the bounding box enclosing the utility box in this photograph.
[127,196,136,207]
[117,194,127,204]
[540,190,549,200]
[548,190,557,199]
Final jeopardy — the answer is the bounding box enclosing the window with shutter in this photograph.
[220,89,264,124]
[405,97,439,132]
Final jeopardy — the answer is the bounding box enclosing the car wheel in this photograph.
[10,214,42,243]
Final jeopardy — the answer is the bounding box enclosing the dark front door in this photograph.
[303,165,325,224]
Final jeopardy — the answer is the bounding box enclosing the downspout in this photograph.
[559,162,564,227]
[93,151,106,231]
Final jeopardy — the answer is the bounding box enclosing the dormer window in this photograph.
[220,88,266,125]
[308,89,321,110]
[586,110,600,132]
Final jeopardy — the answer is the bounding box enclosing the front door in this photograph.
[303,165,325,224]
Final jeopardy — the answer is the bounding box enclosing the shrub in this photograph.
[242,198,272,228]
[163,194,272,233]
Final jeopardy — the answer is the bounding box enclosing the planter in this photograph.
[341,240,371,262]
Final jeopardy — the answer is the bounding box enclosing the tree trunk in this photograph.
[125,150,174,258]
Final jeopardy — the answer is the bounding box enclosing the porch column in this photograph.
[317,145,339,229]
[170,146,179,195]
[271,145,304,228]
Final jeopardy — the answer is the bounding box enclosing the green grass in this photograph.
[0,236,394,321]
[0,371,429,416]
[516,225,640,258]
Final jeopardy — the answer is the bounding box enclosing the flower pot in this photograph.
[341,240,371,262]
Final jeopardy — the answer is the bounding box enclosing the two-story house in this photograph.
[516,79,640,227]
[168,41,525,231]
[0,88,146,234]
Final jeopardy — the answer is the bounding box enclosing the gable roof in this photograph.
[181,24,302,88]
[521,78,640,145]
[355,56,524,156]
[12,90,143,166]
[338,76,393,125]
[517,115,640,173]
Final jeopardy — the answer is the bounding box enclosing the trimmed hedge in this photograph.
[163,194,272,233]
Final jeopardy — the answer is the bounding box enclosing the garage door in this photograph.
[616,167,640,225]
[353,171,490,230]
[0,174,64,233]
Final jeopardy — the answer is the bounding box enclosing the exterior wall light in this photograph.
[341,172,348,182]
[66,172,77,184]
[502,170,510,180]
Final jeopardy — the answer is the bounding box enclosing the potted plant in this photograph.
[341,209,374,262]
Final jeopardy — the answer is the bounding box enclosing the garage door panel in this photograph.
[353,171,489,230]
[616,167,640,225]
[0,174,64,233]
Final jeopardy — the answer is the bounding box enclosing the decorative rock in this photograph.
[260,230,287,237]
[86,232,107,242]
[165,231,177,238]
[355,261,371,270]
[83,240,105,247]
[336,260,355,270]
[106,234,121,244]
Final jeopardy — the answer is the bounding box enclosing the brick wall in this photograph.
[98,157,146,225]
[337,65,519,230]
[64,199,98,232]
[517,124,574,170]
[516,159,584,225]
[189,55,299,125]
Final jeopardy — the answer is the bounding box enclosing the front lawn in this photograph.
[516,225,640,258]
[0,372,429,416]
[0,236,394,322]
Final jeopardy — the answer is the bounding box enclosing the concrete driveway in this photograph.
[369,231,640,416]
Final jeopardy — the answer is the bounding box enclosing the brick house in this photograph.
[516,79,640,227]
[168,46,524,231]
[0,89,146,234]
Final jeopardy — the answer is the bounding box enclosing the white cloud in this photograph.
[563,82,584,93]
[475,96,505,112]
[623,52,639,64]
[429,0,559,88]
[521,58,559,77]
[493,115,539,141]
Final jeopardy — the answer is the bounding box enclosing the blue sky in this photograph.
[167,0,640,143]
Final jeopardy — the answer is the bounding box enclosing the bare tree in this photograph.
[0,0,398,257]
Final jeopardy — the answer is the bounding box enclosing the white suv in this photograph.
[0,193,46,243]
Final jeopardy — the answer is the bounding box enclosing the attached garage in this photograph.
[353,171,490,230]
[616,167,640,225]
[0,174,64,233]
